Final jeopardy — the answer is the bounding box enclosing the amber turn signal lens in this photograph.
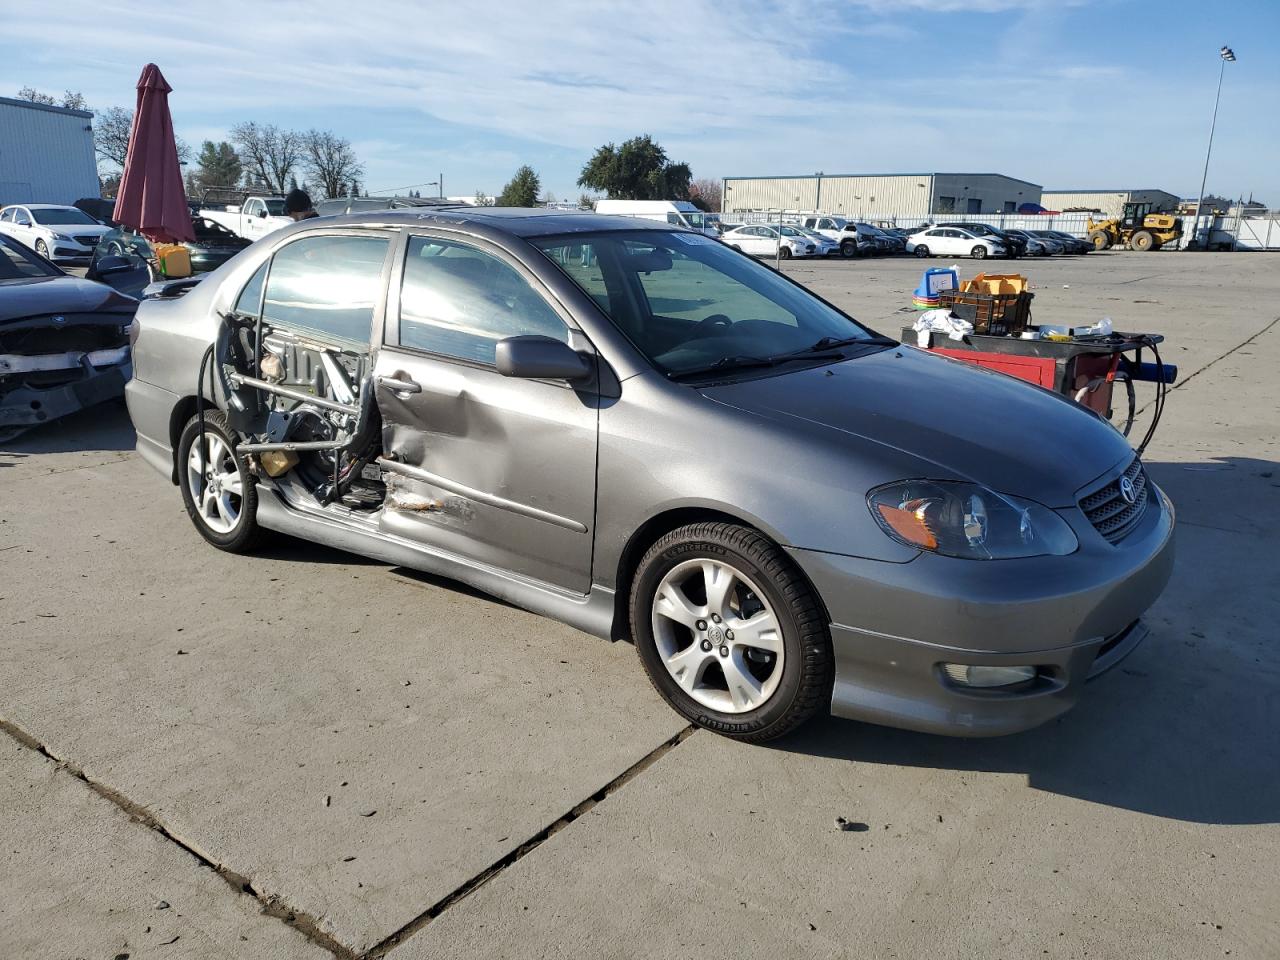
[876,501,937,550]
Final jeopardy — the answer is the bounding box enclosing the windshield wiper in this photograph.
[670,355,780,379]
[769,335,896,361]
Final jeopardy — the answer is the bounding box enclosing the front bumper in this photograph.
[788,483,1175,736]
[0,359,131,433]
[49,239,98,261]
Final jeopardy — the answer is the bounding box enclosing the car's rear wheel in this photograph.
[971,245,988,259]
[35,239,50,258]
[840,239,858,258]
[177,410,265,552]
[631,522,832,742]
[913,245,930,258]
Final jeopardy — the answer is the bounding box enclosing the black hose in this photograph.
[1135,337,1166,457]
[194,342,215,500]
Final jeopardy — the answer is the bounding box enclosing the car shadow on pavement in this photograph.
[772,456,1280,826]
[0,401,136,455]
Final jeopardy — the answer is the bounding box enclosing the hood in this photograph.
[0,275,137,322]
[699,346,1133,507]
[44,223,112,237]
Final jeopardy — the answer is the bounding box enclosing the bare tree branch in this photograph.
[302,130,364,200]
[230,122,304,194]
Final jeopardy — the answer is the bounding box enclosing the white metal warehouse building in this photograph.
[1041,188,1180,216]
[721,172,1043,219]
[0,96,100,206]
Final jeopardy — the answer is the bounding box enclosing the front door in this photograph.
[373,232,599,594]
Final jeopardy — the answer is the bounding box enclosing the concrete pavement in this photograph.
[2,252,1277,958]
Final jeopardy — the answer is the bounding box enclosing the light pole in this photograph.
[1191,45,1236,250]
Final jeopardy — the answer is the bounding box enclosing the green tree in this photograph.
[194,141,242,193]
[497,165,541,207]
[577,135,691,200]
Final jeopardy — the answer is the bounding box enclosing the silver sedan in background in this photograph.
[123,210,1174,742]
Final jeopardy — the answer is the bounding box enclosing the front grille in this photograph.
[1080,457,1149,543]
[74,235,99,245]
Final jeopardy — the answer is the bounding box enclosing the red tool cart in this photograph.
[905,327,1176,453]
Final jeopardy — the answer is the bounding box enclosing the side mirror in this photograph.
[495,335,591,382]
[258,209,268,218]
[93,255,133,276]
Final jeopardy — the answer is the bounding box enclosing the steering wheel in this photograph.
[696,313,733,333]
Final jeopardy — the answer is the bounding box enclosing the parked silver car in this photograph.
[124,210,1174,741]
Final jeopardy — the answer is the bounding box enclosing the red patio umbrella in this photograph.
[112,63,194,244]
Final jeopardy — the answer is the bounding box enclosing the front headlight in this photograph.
[867,480,1078,559]
[53,232,72,241]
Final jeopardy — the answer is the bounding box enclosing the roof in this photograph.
[330,206,670,238]
[723,172,1044,189]
[1043,188,1177,195]
[6,203,82,210]
[0,95,94,120]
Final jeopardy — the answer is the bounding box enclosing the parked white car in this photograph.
[720,224,816,259]
[907,226,1007,260]
[795,227,839,257]
[0,204,113,262]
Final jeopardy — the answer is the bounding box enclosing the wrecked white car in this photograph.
[0,233,137,442]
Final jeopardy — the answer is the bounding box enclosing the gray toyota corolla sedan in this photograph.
[124,209,1174,742]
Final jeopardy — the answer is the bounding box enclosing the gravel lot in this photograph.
[2,251,1277,959]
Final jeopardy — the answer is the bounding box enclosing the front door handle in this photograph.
[378,374,422,395]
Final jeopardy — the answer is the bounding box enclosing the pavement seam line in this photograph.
[362,724,698,959]
[0,716,358,960]
[1135,315,1278,416]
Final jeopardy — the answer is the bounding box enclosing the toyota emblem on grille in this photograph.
[1119,475,1137,505]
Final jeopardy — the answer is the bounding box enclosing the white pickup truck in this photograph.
[798,216,866,258]
[198,195,292,241]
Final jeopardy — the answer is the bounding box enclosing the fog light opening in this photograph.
[943,663,1037,688]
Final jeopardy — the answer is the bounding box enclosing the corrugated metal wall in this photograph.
[931,174,1041,215]
[1042,190,1182,216]
[722,174,1041,218]
[0,98,100,206]
[1042,192,1128,215]
[722,177,822,212]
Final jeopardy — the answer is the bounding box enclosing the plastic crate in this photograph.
[938,289,1033,336]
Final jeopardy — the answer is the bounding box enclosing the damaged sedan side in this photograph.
[0,233,137,442]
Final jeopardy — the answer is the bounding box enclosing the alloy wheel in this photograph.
[186,430,244,534]
[650,558,784,714]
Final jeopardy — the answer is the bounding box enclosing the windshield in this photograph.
[263,199,286,216]
[30,207,97,225]
[0,235,61,279]
[533,230,880,377]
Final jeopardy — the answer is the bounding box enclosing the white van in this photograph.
[594,199,720,236]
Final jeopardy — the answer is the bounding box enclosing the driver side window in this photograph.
[398,236,568,365]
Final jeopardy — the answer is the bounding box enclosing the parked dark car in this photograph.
[0,233,136,442]
[1042,230,1092,255]
[937,222,1026,258]
[73,197,119,226]
[87,218,251,298]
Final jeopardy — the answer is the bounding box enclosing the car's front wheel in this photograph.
[631,522,832,742]
[840,239,858,258]
[177,410,265,552]
[35,239,50,258]
[971,245,988,259]
[778,246,792,260]
[914,245,930,258]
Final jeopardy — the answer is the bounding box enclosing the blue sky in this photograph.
[3,0,1277,203]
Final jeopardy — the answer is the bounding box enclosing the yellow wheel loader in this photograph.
[1087,202,1183,252]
